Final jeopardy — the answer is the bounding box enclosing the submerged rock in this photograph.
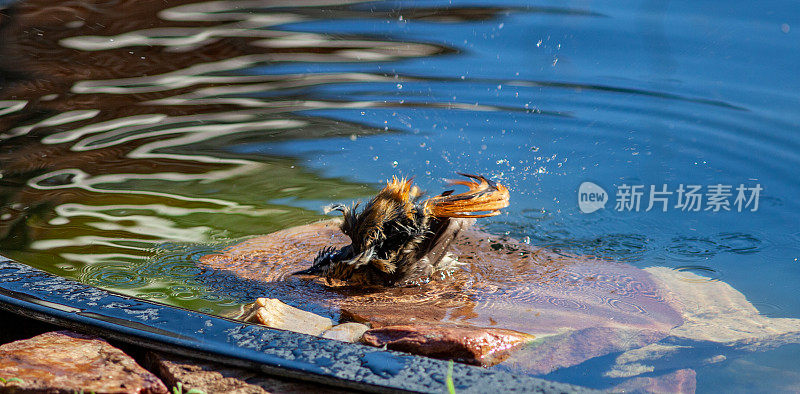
[610,368,696,394]
[198,219,800,383]
[245,297,333,336]
[201,219,682,337]
[646,266,800,346]
[0,331,168,394]
[361,323,534,366]
[501,327,666,375]
[321,322,370,343]
[602,267,800,379]
[605,343,690,378]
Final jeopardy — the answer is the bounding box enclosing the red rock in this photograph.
[611,368,697,394]
[360,324,534,366]
[0,330,168,394]
[147,352,345,394]
[501,327,667,375]
[200,220,682,337]
[200,220,683,372]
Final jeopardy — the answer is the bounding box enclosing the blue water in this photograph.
[1,0,799,391]
[237,0,800,311]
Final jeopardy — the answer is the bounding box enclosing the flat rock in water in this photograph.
[199,220,682,373]
[321,322,370,343]
[198,219,800,380]
[361,324,534,366]
[647,266,800,345]
[0,331,168,394]
[600,268,800,380]
[201,220,683,337]
[500,327,667,375]
[147,352,345,394]
[247,297,333,336]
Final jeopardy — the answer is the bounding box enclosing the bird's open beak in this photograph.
[291,267,317,276]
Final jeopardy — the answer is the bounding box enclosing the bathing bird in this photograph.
[292,173,510,286]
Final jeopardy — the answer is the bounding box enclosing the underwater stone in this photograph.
[249,297,333,336]
[321,322,370,343]
[605,343,689,378]
[201,219,800,381]
[610,368,696,394]
[360,323,534,366]
[647,266,800,345]
[500,327,667,376]
[0,331,168,394]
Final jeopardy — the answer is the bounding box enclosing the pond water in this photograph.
[1,0,799,391]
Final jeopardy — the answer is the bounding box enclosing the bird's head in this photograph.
[292,245,355,282]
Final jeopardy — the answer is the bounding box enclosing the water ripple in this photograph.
[81,262,151,289]
[672,265,722,283]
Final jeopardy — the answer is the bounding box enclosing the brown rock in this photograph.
[201,220,683,338]
[0,330,168,394]
[321,322,370,343]
[611,368,697,394]
[200,220,683,373]
[147,352,345,394]
[360,324,534,366]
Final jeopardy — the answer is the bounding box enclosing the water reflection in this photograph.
[0,0,524,310]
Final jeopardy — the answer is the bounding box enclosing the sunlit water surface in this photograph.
[1,0,799,391]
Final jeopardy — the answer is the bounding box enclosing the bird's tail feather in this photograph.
[424,173,510,218]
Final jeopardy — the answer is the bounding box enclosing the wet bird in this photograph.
[292,173,510,286]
